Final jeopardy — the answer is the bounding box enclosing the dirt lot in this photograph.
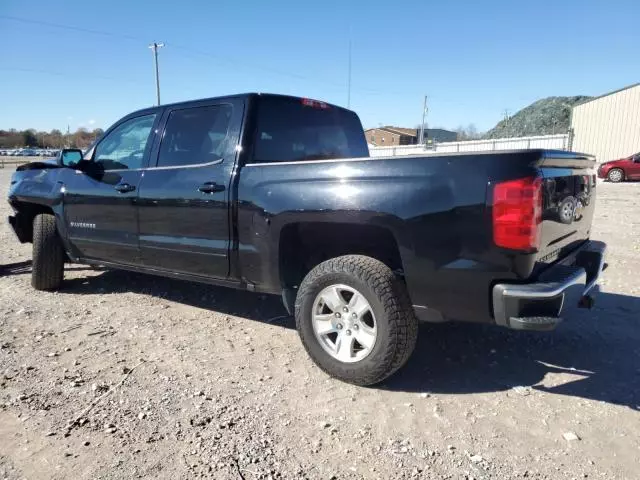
[1,168,639,480]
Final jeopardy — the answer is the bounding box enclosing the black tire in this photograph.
[31,213,65,291]
[607,168,624,183]
[295,255,418,386]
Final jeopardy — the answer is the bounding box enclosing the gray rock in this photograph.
[563,432,580,442]
[512,386,531,396]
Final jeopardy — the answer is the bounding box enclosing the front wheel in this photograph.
[295,255,418,386]
[31,213,65,291]
[607,168,624,183]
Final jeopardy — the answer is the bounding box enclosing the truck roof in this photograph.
[127,93,350,118]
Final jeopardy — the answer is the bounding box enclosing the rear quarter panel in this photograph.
[237,151,544,323]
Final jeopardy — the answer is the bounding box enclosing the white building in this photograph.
[571,83,640,163]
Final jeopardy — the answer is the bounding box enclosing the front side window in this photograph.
[157,104,232,168]
[93,114,156,170]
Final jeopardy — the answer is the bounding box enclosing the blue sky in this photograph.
[1,0,638,133]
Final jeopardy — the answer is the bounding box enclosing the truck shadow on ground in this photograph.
[7,263,638,410]
[59,268,295,328]
[0,260,96,276]
[383,291,640,410]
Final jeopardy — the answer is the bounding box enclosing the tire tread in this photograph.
[31,213,64,291]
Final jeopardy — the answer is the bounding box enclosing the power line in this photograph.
[0,14,146,42]
[0,67,143,85]
[0,14,411,100]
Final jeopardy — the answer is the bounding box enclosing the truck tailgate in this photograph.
[537,151,597,267]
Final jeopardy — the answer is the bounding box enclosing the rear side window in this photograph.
[252,97,369,163]
[158,104,232,168]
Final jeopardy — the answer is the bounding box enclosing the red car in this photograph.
[597,152,640,182]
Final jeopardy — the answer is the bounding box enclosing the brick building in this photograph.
[364,127,457,146]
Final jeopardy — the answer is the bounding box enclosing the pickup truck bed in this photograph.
[7,93,606,385]
[237,148,600,327]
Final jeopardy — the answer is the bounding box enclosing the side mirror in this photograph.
[59,149,83,168]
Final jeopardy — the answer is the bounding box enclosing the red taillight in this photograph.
[492,177,543,251]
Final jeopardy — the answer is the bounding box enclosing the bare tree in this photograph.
[455,124,482,141]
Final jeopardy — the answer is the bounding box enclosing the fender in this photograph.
[8,167,79,260]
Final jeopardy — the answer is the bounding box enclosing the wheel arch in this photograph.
[9,201,56,243]
[277,220,406,293]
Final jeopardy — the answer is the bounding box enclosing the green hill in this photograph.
[485,96,592,139]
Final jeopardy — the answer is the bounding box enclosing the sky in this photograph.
[1,0,638,133]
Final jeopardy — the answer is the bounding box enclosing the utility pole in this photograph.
[148,42,164,106]
[420,95,428,144]
[503,109,510,127]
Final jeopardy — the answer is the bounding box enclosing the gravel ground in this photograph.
[1,168,639,480]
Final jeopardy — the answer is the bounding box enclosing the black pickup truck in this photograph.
[7,93,606,385]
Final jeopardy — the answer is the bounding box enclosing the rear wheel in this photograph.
[295,255,418,386]
[607,168,624,183]
[31,213,65,291]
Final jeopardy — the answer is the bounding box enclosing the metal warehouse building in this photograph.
[571,83,640,163]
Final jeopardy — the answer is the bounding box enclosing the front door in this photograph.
[628,153,640,180]
[137,99,243,278]
[63,113,158,263]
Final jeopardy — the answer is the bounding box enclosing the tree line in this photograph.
[0,128,105,150]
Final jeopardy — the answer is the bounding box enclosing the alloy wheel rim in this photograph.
[562,201,574,219]
[311,284,377,363]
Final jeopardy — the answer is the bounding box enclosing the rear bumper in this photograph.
[492,240,606,331]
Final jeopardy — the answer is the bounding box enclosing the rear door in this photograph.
[137,98,244,278]
[63,112,159,263]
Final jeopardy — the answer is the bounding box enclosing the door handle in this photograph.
[114,183,136,193]
[198,182,225,194]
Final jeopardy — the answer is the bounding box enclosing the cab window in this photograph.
[93,114,156,170]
